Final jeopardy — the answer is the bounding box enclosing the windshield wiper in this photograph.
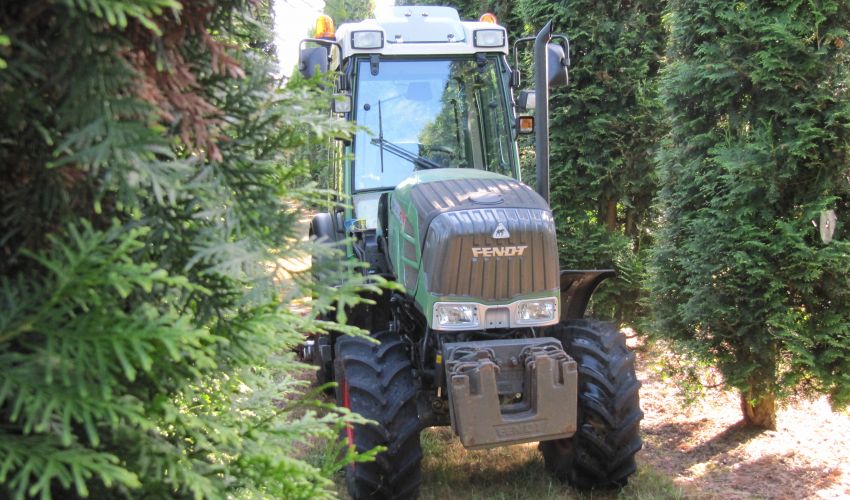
[372,97,442,170]
[370,136,443,170]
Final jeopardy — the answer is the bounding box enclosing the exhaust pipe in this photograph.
[533,20,554,205]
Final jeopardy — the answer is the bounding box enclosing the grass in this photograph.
[333,426,689,499]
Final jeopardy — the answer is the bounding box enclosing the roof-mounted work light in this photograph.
[474,29,505,47]
[351,30,384,49]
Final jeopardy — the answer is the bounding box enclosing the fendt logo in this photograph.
[471,246,528,258]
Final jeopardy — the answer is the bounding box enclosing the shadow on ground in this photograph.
[642,414,842,498]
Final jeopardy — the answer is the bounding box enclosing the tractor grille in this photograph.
[421,207,559,301]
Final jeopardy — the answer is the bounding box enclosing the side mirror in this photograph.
[332,93,352,114]
[299,46,329,79]
[546,43,568,87]
[517,90,536,112]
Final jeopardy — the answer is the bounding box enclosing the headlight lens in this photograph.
[352,30,384,49]
[473,29,505,48]
[516,298,557,324]
[434,303,479,329]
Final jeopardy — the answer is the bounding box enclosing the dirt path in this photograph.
[637,340,850,499]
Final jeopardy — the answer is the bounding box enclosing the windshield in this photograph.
[353,57,514,192]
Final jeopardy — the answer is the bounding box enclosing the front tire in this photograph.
[540,319,643,489]
[334,330,423,499]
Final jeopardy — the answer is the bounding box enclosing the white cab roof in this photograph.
[334,6,508,59]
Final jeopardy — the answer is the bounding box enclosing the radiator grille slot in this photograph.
[422,208,559,300]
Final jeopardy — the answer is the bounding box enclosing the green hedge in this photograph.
[0,1,367,497]
[653,0,850,426]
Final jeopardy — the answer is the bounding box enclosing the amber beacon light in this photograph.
[479,12,497,24]
[314,14,335,39]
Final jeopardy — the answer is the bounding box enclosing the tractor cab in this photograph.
[350,55,516,228]
[301,6,525,231]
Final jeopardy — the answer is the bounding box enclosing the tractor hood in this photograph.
[382,169,560,330]
[394,169,550,247]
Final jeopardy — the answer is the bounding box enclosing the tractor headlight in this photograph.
[473,29,505,48]
[351,30,384,49]
[434,303,479,330]
[515,298,558,325]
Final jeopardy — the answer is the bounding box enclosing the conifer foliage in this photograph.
[425,0,666,322]
[653,1,850,428]
[417,0,518,30]
[514,0,667,323]
[1,1,360,497]
[323,0,374,24]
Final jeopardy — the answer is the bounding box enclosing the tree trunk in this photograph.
[605,198,618,232]
[740,389,777,430]
[625,209,637,238]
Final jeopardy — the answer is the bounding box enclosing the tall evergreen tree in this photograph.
[417,0,520,33]
[0,0,368,497]
[418,0,516,26]
[515,0,667,323]
[410,1,665,322]
[653,0,850,428]
[324,0,374,23]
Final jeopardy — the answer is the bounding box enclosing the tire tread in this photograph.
[336,331,422,500]
[540,319,643,490]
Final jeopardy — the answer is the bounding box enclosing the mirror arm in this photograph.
[549,34,571,68]
[511,36,535,88]
[511,33,570,89]
[299,38,342,51]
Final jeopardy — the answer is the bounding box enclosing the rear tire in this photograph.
[309,213,340,392]
[335,330,423,499]
[540,319,643,489]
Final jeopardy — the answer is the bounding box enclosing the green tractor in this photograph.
[299,6,642,498]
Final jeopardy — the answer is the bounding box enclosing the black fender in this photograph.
[309,212,340,244]
[559,269,615,320]
[308,212,342,387]
[309,212,343,283]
